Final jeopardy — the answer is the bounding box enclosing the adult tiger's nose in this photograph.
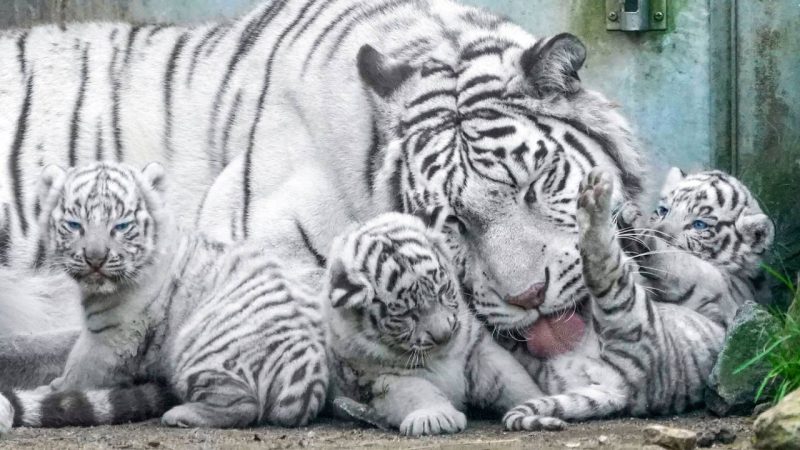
[507,282,546,310]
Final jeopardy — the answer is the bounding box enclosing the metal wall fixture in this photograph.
[606,0,667,31]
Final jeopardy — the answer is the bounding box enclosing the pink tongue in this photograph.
[525,313,586,358]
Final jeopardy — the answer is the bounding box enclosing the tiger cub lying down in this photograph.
[326,212,549,436]
[0,162,327,432]
[504,168,774,429]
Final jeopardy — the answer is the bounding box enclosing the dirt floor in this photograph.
[0,414,755,449]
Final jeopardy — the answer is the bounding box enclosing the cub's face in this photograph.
[39,162,165,295]
[651,168,774,272]
[328,214,462,364]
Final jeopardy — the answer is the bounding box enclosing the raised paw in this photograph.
[503,408,566,432]
[399,406,467,436]
[578,169,614,218]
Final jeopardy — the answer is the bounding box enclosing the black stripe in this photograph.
[208,1,285,155]
[123,25,142,64]
[3,391,24,426]
[16,31,28,75]
[220,91,243,169]
[94,119,104,160]
[365,118,381,193]
[108,43,124,161]
[163,32,189,160]
[40,391,97,427]
[241,0,302,237]
[0,204,10,266]
[186,25,224,86]
[69,44,90,168]
[325,0,414,64]
[10,76,34,236]
[295,220,326,267]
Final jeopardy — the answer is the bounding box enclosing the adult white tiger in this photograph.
[0,0,645,420]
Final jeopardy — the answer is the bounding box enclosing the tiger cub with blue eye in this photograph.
[326,212,549,436]
[0,162,327,432]
[504,168,774,430]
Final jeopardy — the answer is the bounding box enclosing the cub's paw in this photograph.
[578,169,614,220]
[503,408,566,432]
[399,406,467,436]
[0,394,14,435]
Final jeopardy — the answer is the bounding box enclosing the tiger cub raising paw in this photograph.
[326,212,549,437]
[0,162,327,432]
[504,168,773,430]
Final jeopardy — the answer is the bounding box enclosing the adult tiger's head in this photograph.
[37,162,167,295]
[326,213,463,365]
[652,168,773,276]
[358,31,643,337]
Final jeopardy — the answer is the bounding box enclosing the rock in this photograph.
[643,425,697,450]
[706,301,781,416]
[598,435,609,445]
[696,431,715,448]
[696,426,737,447]
[753,388,800,450]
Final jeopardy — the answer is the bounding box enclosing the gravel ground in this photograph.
[0,414,754,449]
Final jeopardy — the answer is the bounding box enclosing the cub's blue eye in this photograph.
[65,221,82,231]
[656,206,669,217]
[692,220,709,231]
[114,222,132,232]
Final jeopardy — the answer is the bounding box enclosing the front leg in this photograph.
[370,375,466,436]
[466,333,556,419]
[504,384,627,431]
[50,331,131,391]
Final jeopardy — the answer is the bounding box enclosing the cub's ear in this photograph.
[411,205,449,234]
[37,165,67,216]
[521,33,586,97]
[357,44,415,98]
[141,162,166,194]
[662,167,686,192]
[737,212,775,254]
[328,258,374,309]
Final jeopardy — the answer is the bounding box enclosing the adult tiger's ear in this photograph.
[141,162,166,194]
[737,212,775,255]
[357,44,415,98]
[328,258,375,309]
[37,165,67,220]
[521,33,586,97]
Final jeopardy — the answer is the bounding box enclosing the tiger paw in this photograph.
[399,406,467,436]
[578,169,614,221]
[503,408,566,432]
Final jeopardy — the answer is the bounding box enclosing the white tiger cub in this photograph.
[326,212,552,436]
[0,162,327,432]
[503,168,774,430]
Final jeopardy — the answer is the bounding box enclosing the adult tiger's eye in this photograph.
[66,220,82,231]
[692,220,709,231]
[656,206,669,217]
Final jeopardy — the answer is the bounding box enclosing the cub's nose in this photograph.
[84,248,109,269]
[507,282,546,310]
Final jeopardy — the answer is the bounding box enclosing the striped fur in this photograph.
[502,168,773,430]
[0,0,651,421]
[327,212,548,436]
[0,162,327,431]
